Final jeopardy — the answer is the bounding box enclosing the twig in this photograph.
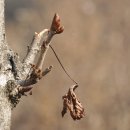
[17,65,53,87]
[23,29,48,65]
[36,13,64,70]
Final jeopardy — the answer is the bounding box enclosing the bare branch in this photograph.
[23,29,48,65]
[6,14,65,111]
[17,65,53,87]
[22,13,64,79]
[36,13,64,70]
[15,13,64,91]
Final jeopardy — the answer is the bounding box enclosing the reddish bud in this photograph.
[50,13,64,34]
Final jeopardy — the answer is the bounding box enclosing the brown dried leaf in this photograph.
[61,84,85,120]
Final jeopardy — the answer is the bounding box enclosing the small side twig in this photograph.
[17,65,53,87]
[42,65,53,77]
[23,29,48,65]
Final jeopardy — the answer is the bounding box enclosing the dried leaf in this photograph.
[61,84,85,120]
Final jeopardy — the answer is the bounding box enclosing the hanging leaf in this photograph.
[61,84,85,120]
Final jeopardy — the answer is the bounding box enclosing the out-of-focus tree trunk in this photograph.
[0,0,12,130]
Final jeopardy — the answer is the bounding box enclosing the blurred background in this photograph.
[5,0,130,130]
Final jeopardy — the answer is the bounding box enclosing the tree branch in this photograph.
[36,13,64,70]
[7,13,64,100]
[23,29,48,65]
[19,13,64,87]
[17,65,53,87]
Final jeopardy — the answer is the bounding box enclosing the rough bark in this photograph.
[0,0,12,129]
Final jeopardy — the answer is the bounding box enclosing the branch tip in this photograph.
[35,32,38,35]
[39,29,49,36]
[50,13,64,34]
